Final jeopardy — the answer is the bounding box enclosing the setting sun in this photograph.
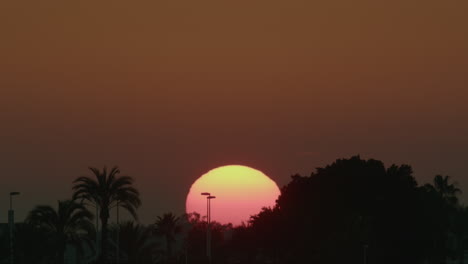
[186,165,280,226]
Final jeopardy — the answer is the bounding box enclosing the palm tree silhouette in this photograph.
[25,200,95,264]
[72,166,141,263]
[154,213,181,261]
[432,175,461,205]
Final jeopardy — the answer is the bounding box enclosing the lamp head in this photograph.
[201,192,210,196]
[10,192,20,196]
[208,196,216,199]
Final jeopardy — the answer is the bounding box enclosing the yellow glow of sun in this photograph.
[185,165,280,226]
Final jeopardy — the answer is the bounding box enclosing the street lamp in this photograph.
[9,191,20,264]
[201,192,216,264]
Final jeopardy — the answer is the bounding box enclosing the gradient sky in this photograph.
[1,0,467,224]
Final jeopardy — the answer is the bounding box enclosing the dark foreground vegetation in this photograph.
[1,156,467,264]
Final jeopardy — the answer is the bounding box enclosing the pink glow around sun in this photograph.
[185,165,280,226]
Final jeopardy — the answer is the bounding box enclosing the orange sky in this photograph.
[1,0,467,224]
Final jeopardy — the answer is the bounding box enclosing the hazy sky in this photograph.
[1,0,467,224]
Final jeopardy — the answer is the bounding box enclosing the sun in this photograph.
[185,165,280,226]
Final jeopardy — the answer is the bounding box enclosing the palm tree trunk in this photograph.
[100,215,109,264]
[166,235,172,261]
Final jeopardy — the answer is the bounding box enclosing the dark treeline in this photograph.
[1,156,467,264]
[245,157,467,264]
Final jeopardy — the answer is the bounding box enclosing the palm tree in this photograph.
[154,213,181,261]
[110,221,159,264]
[423,175,462,262]
[25,200,95,264]
[72,166,141,263]
[433,175,461,205]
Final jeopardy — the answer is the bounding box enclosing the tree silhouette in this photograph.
[25,200,95,264]
[3,223,51,264]
[2,156,464,264]
[110,221,158,264]
[248,206,285,263]
[184,213,227,264]
[254,156,433,264]
[154,213,182,261]
[420,175,463,263]
[432,175,461,205]
[72,166,141,263]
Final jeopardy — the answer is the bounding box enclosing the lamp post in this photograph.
[9,191,20,264]
[201,192,216,264]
